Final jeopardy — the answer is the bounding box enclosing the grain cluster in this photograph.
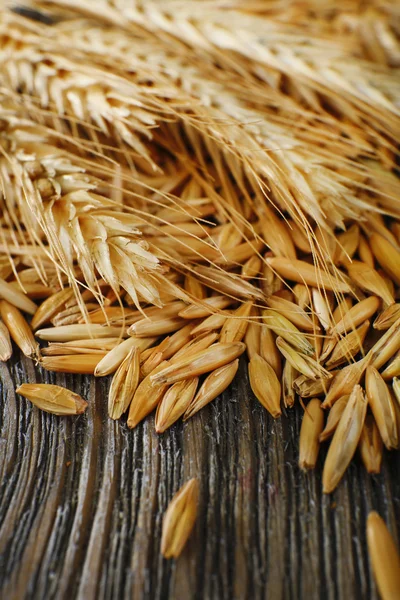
[1,1,400,568]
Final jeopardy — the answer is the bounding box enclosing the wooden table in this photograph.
[1,354,399,599]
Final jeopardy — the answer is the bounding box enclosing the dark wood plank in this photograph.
[0,355,399,599]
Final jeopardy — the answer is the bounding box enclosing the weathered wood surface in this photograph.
[0,354,399,600]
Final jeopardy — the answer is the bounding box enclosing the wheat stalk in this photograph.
[28,1,400,124]
[3,10,399,240]
[0,101,170,309]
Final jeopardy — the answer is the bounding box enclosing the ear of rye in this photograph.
[156,377,199,432]
[322,385,367,493]
[171,332,219,363]
[331,297,380,336]
[381,355,400,380]
[299,398,324,470]
[248,353,281,418]
[266,296,314,331]
[370,232,400,286]
[127,360,170,429]
[266,257,351,293]
[31,288,75,330]
[322,358,368,408]
[276,337,330,380]
[150,342,245,385]
[16,383,88,416]
[319,395,349,442]
[95,336,157,377]
[0,320,12,361]
[0,300,39,359]
[325,321,369,369]
[0,277,37,315]
[190,312,228,337]
[374,304,400,330]
[359,415,383,474]
[108,347,140,420]
[259,325,281,377]
[367,318,400,370]
[347,261,394,306]
[36,324,127,342]
[262,309,314,356]
[294,373,335,399]
[282,360,298,408]
[367,512,400,600]
[365,366,398,450]
[244,316,261,361]
[184,359,239,421]
[40,354,101,374]
[219,300,253,343]
[161,478,199,559]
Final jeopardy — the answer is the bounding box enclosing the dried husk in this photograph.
[367,512,400,600]
[161,479,199,559]
[322,385,367,493]
[16,383,87,416]
[299,399,324,470]
[248,353,281,418]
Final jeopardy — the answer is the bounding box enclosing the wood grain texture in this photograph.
[1,355,400,600]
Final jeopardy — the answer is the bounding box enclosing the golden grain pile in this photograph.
[1,0,400,564]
